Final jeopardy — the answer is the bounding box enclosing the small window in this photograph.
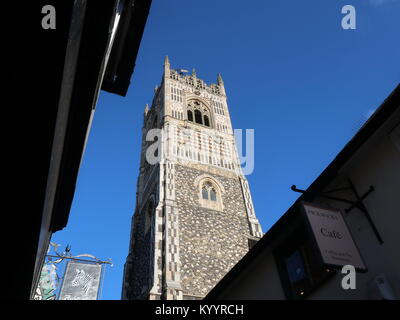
[274,224,336,300]
[195,110,203,125]
[285,250,307,285]
[199,179,223,211]
[187,110,193,122]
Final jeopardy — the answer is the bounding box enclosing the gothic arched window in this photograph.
[198,179,223,211]
[186,99,212,128]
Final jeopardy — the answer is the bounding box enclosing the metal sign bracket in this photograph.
[291,179,383,244]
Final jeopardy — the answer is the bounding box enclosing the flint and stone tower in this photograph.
[122,57,263,300]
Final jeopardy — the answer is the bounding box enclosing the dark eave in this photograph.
[50,0,121,232]
[8,0,151,299]
[101,0,152,96]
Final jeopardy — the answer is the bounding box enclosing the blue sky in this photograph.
[52,0,400,299]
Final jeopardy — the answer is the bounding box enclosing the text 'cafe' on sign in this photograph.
[301,202,367,272]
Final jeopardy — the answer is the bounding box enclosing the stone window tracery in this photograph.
[197,178,224,211]
[201,182,217,202]
[171,86,183,102]
[186,99,212,128]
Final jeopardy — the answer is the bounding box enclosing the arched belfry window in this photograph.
[196,178,224,211]
[186,99,212,128]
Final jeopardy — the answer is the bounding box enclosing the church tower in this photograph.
[122,57,263,300]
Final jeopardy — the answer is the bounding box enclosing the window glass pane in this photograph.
[202,188,208,199]
[195,110,203,124]
[187,110,193,121]
[204,115,210,127]
[210,189,217,201]
[285,250,307,283]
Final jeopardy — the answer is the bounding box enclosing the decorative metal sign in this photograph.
[33,263,58,300]
[59,261,103,300]
[301,202,367,272]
